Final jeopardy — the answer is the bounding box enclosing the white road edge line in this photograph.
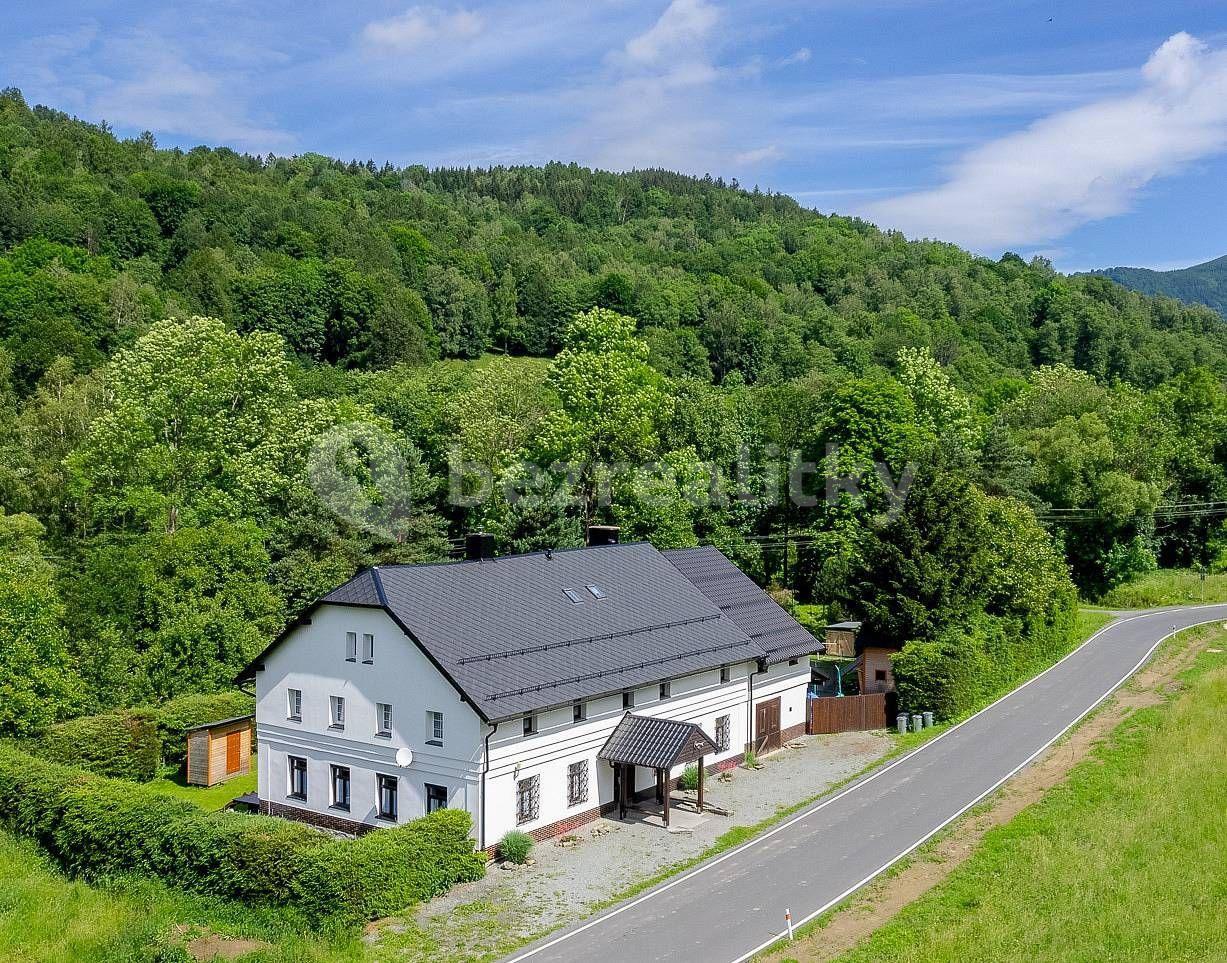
[504,606,1227,963]
[728,610,1227,963]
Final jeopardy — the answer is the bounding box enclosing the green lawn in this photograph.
[0,832,362,963]
[832,623,1227,963]
[1097,567,1227,608]
[147,767,256,811]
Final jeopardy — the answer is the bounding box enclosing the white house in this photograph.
[237,532,822,848]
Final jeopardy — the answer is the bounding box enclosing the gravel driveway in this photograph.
[370,730,893,962]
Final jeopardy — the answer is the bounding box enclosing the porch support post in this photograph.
[662,768,670,828]
[697,756,705,813]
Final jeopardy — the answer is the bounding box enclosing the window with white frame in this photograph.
[720,665,731,684]
[330,764,351,810]
[330,695,345,729]
[361,632,375,663]
[659,681,671,700]
[376,702,393,737]
[715,714,731,753]
[286,688,302,721]
[522,713,537,736]
[516,774,540,824]
[426,710,444,746]
[573,700,586,723]
[567,760,589,806]
[287,755,307,799]
[345,631,357,661]
[622,690,634,709]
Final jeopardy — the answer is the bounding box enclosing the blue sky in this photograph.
[4,1,1226,272]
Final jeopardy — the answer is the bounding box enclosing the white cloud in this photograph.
[780,47,811,66]
[624,0,719,65]
[866,33,1227,250]
[735,144,782,164]
[12,26,293,151]
[362,6,484,55]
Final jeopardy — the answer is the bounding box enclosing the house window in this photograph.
[287,755,307,800]
[523,713,537,736]
[361,633,375,663]
[720,666,731,684]
[286,688,302,721]
[715,715,730,753]
[426,783,448,813]
[345,631,357,661]
[329,695,345,729]
[376,702,393,737]
[563,587,583,604]
[567,761,589,807]
[331,765,351,810]
[377,774,398,820]
[875,669,887,682]
[585,584,606,600]
[573,700,587,723]
[622,690,634,709]
[516,774,540,825]
[659,681,671,700]
[789,658,800,667]
[427,710,444,746]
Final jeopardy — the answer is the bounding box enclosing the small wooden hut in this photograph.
[185,715,254,787]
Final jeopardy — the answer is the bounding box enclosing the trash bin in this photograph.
[897,714,909,735]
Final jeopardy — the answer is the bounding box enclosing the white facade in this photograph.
[253,603,813,847]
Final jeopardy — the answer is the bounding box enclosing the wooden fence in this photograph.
[806,692,893,734]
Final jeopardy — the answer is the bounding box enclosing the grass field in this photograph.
[0,831,365,962]
[830,622,1227,963]
[1097,567,1227,608]
[147,767,256,811]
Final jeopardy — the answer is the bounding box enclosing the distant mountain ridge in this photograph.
[1090,256,1227,318]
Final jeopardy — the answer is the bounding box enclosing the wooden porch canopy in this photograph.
[599,713,718,826]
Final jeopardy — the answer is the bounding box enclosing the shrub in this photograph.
[679,763,699,791]
[299,809,487,923]
[499,829,533,864]
[0,744,485,923]
[154,691,255,768]
[893,608,1078,721]
[24,709,162,781]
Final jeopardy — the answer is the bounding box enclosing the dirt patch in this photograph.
[761,627,1212,962]
[170,924,270,961]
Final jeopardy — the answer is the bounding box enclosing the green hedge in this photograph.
[0,745,485,923]
[300,808,487,922]
[24,709,163,781]
[22,691,257,779]
[893,609,1077,722]
[154,692,256,767]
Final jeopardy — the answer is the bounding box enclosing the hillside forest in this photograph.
[1092,255,1227,320]
[3,87,1227,732]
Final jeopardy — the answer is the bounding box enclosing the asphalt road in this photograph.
[505,605,1227,963]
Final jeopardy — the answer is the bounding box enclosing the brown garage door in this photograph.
[755,697,781,754]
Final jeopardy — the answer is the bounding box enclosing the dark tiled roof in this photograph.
[599,713,718,770]
[663,545,823,663]
[319,542,762,720]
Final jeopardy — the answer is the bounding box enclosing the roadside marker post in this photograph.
[785,908,794,940]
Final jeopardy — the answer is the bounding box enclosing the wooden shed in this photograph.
[185,715,254,787]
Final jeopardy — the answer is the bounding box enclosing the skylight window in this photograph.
[585,584,606,600]
[563,588,583,604]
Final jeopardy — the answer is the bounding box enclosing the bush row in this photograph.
[0,744,485,923]
[23,691,256,780]
[25,709,163,781]
[892,608,1077,722]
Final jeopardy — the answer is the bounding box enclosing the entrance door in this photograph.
[755,697,782,754]
[225,730,242,774]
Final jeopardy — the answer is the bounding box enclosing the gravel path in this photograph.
[371,731,893,961]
